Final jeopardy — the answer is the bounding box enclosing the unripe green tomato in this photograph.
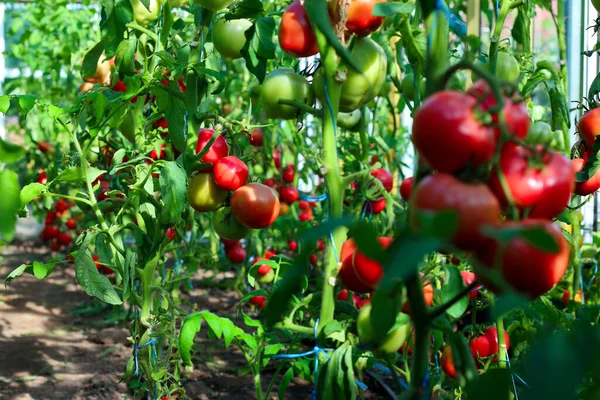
[401,73,425,102]
[526,121,554,146]
[253,164,264,175]
[495,52,520,82]
[581,244,597,259]
[212,207,250,240]
[257,268,275,284]
[357,304,410,355]
[313,37,387,112]
[378,79,392,97]
[130,0,161,26]
[337,109,362,130]
[193,0,233,11]
[212,19,252,60]
[260,68,311,120]
[187,173,229,212]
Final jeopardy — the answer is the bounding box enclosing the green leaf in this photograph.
[88,167,108,184]
[0,95,9,114]
[370,289,403,343]
[348,221,384,260]
[56,166,84,182]
[192,65,226,95]
[481,224,560,252]
[240,17,276,83]
[322,320,346,343]
[549,87,570,130]
[159,161,187,224]
[116,40,138,76]
[576,136,600,182]
[442,266,469,319]
[556,210,572,224]
[372,2,415,16]
[179,313,203,366]
[5,264,30,286]
[511,0,532,53]
[492,293,528,319]
[278,368,294,400]
[16,95,37,115]
[155,88,186,152]
[32,260,62,280]
[81,41,105,80]
[465,368,512,400]
[590,73,600,100]
[0,137,25,163]
[225,0,264,20]
[123,249,136,301]
[0,170,21,241]
[75,250,122,305]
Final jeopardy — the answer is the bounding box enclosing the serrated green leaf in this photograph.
[0,137,25,163]
[179,313,203,366]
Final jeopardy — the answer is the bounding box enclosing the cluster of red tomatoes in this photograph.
[441,326,510,379]
[572,107,600,195]
[39,199,77,251]
[405,79,573,299]
[187,128,280,245]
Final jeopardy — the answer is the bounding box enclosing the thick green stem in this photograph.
[488,0,512,74]
[495,316,509,368]
[254,335,264,400]
[313,27,347,339]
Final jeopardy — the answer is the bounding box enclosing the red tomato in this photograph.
[195,129,229,171]
[37,141,55,154]
[337,289,369,309]
[282,165,295,183]
[470,335,492,358]
[401,276,434,314]
[460,270,478,299]
[66,218,77,230]
[264,178,277,188]
[288,240,298,251]
[410,173,500,251]
[249,295,266,306]
[488,144,574,220]
[213,156,249,191]
[572,158,600,196]
[227,245,246,263]
[317,239,325,251]
[278,0,319,58]
[338,237,393,293]
[578,107,600,145]
[57,232,72,246]
[265,250,277,259]
[272,151,281,170]
[475,219,570,298]
[412,91,495,173]
[400,177,413,201]
[364,198,386,214]
[279,186,299,204]
[346,0,385,37]
[55,198,69,213]
[149,144,166,160]
[483,326,510,356]
[112,79,138,102]
[50,240,60,251]
[298,200,310,211]
[42,225,60,240]
[440,346,457,379]
[467,80,530,142]
[166,227,176,242]
[562,289,582,306]
[231,183,280,229]
[309,254,318,264]
[257,264,272,275]
[371,168,393,192]
[299,208,313,221]
[249,128,264,146]
[37,170,48,184]
[45,211,57,224]
[221,237,239,250]
[154,117,168,136]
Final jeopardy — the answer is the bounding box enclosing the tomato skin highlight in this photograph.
[345,0,385,37]
[213,156,249,191]
[278,0,319,58]
[578,107,600,145]
[195,129,229,171]
[410,173,500,251]
[231,183,280,229]
[572,158,600,196]
[412,91,495,173]
[187,173,229,213]
[475,219,570,298]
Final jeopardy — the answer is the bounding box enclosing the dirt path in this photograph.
[0,241,316,400]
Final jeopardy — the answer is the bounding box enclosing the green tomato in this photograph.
[187,173,229,213]
[212,19,252,60]
[130,0,161,26]
[378,79,392,97]
[581,244,597,259]
[257,268,275,284]
[313,37,387,112]
[212,207,250,240]
[400,73,425,102]
[260,68,312,120]
[526,121,553,146]
[357,304,410,355]
[495,52,520,82]
[253,164,264,175]
[193,0,233,11]
[337,109,362,130]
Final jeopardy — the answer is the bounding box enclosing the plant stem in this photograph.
[488,0,512,74]
[406,273,430,398]
[273,319,314,335]
[495,316,509,368]
[254,335,264,400]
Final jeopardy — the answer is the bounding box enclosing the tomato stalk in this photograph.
[488,0,522,74]
[311,17,347,340]
[405,273,430,396]
[494,316,509,369]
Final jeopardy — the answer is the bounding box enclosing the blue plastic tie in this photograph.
[134,337,158,375]
[498,358,525,400]
[329,232,339,263]
[299,193,328,202]
[435,0,467,38]
[361,200,373,221]
[373,362,409,390]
